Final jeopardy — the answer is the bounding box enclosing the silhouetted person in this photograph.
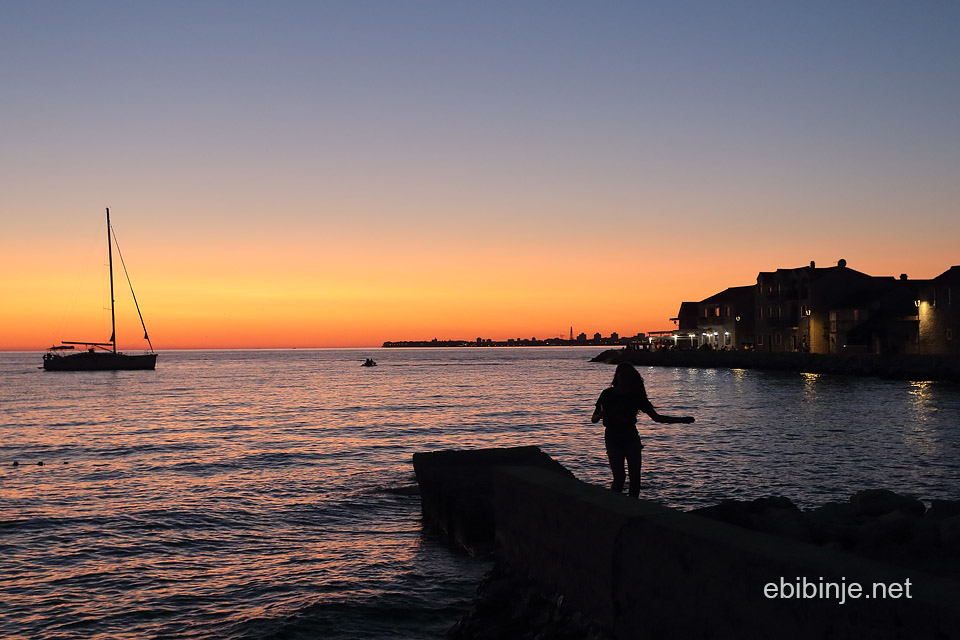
[591,362,694,497]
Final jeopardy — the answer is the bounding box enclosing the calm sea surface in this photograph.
[2,348,959,639]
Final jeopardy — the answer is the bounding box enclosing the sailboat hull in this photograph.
[43,351,157,371]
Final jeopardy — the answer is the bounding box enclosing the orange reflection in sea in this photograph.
[2,348,959,640]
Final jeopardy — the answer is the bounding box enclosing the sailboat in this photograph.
[43,208,158,371]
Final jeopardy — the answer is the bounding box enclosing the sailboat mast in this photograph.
[106,207,117,353]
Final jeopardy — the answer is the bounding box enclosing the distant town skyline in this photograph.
[3,2,958,350]
[382,329,644,349]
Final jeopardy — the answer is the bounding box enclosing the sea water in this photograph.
[2,348,959,639]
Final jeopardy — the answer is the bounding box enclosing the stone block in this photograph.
[412,445,572,554]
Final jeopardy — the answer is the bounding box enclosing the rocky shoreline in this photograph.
[692,490,960,581]
[414,447,960,639]
[591,348,960,381]
[448,489,960,639]
[448,560,614,640]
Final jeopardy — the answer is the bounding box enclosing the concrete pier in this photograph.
[417,447,960,639]
[412,445,573,555]
[592,348,960,382]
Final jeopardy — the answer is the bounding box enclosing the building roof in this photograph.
[758,262,872,283]
[700,285,753,304]
[933,265,960,282]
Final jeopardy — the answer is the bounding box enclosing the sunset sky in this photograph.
[2,1,958,350]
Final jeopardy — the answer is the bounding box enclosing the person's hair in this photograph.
[612,362,646,396]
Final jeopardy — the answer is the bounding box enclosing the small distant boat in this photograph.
[43,208,157,372]
[361,358,377,367]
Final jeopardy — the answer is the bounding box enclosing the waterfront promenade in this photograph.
[592,348,960,382]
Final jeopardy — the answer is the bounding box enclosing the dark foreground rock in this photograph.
[448,561,613,640]
[417,448,960,639]
[592,348,960,382]
[693,490,960,580]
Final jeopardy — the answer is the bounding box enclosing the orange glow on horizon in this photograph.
[3,215,957,351]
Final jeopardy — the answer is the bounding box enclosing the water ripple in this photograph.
[1,348,959,639]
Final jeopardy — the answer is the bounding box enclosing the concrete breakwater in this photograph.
[414,447,960,639]
[591,349,960,381]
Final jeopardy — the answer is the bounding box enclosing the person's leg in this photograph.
[606,442,626,493]
[625,440,644,497]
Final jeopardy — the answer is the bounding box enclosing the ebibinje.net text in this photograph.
[764,576,913,605]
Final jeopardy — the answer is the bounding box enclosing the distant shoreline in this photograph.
[382,338,632,348]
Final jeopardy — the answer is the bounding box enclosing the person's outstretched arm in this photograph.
[645,407,695,424]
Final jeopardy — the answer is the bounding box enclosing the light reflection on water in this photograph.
[1,348,959,639]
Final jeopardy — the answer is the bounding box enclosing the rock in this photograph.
[927,499,960,521]
[857,510,918,546]
[913,516,943,547]
[414,446,574,555]
[754,497,812,542]
[850,489,925,518]
[693,496,812,542]
[941,516,960,550]
[447,561,614,640]
[805,501,858,546]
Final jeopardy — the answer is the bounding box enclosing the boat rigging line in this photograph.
[110,223,154,352]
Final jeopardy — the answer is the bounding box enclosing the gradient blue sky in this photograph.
[2,1,959,347]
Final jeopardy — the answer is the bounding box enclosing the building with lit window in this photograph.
[671,260,959,355]
[695,286,755,350]
[917,266,960,355]
[756,259,897,354]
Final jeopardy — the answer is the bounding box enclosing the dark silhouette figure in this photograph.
[591,362,694,497]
